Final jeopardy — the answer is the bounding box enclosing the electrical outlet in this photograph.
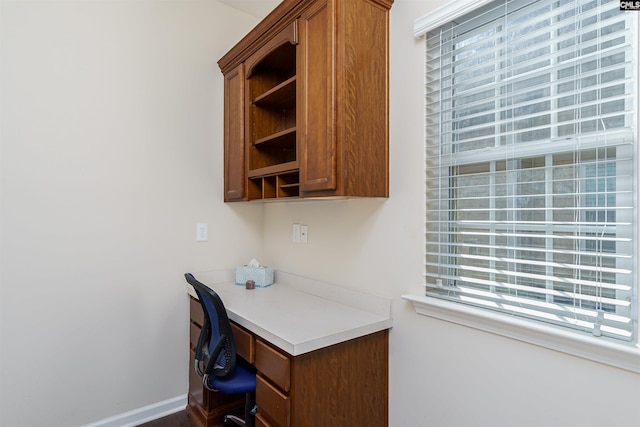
[196,223,208,242]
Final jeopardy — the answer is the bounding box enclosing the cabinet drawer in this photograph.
[255,413,273,427]
[189,322,201,350]
[231,322,254,363]
[256,374,290,427]
[255,339,290,392]
[188,350,204,406]
[189,297,205,327]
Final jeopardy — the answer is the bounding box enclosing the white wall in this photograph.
[262,1,640,427]
[2,1,639,426]
[0,1,262,426]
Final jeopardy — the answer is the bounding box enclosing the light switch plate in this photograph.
[292,223,301,243]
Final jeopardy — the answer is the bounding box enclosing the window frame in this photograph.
[403,0,640,373]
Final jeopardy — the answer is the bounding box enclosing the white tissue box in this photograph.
[235,266,274,287]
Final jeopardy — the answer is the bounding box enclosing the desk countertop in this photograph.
[187,270,392,356]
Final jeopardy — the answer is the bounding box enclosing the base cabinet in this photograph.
[188,296,389,427]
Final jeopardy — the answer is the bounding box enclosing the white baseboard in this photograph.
[83,394,188,427]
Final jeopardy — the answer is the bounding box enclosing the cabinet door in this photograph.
[224,63,246,201]
[298,0,338,194]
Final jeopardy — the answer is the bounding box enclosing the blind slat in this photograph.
[425,252,632,275]
[425,261,631,291]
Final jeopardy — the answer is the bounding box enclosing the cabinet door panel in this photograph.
[299,0,337,194]
[224,64,246,201]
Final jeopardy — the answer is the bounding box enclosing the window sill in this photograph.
[402,293,640,373]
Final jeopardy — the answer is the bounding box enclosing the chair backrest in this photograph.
[185,273,236,378]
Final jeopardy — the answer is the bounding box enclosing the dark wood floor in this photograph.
[137,410,197,427]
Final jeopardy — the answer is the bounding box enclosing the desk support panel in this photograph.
[288,330,389,426]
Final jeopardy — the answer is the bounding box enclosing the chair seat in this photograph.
[208,362,256,395]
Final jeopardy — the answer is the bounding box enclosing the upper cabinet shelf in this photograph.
[254,126,296,148]
[219,0,393,202]
[254,76,296,109]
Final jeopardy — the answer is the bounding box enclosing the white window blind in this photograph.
[424,0,637,342]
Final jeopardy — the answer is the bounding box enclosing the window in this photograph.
[418,0,638,348]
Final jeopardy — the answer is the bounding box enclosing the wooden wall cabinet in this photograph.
[218,0,393,202]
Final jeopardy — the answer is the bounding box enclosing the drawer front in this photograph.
[188,350,204,406]
[231,322,255,363]
[189,297,205,327]
[255,339,291,392]
[255,413,273,427]
[256,374,290,427]
[189,322,201,350]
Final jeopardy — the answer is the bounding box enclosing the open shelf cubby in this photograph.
[247,38,298,200]
[248,170,300,200]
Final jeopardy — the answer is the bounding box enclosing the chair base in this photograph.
[186,394,244,427]
[218,391,255,427]
[221,414,244,426]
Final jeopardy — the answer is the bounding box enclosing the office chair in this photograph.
[185,273,256,427]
